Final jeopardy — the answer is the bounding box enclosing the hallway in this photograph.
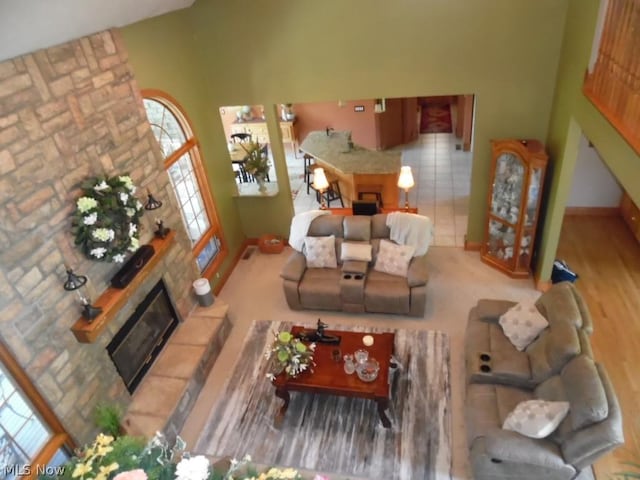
[287,132,472,248]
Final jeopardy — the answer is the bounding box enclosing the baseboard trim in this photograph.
[212,239,253,296]
[534,275,552,292]
[564,206,621,216]
[464,237,482,251]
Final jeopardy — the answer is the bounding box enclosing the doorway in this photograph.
[280,95,475,247]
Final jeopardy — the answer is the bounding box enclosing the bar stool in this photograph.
[316,177,344,208]
[304,154,322,194]
[357,184,383,207]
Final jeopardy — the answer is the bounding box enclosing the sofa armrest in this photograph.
[484,429,567,469]
[280,252,307,282]
[407,255,428,287]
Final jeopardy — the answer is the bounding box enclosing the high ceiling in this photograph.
[0,0,196,62]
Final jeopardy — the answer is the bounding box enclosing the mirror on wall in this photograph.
[219,105,278,196]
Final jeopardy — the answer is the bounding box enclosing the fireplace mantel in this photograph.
[71,231,177,343]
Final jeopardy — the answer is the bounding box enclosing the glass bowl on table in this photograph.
[356,357,380,382]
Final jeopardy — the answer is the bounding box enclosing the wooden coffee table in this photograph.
[272,326,396,428]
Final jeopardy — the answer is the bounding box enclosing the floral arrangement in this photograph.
[265,331,315,380]
[240,142,271,178]
[41,432,329,480]
[72,174,144,263]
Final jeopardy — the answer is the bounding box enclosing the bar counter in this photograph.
[300,131,400,207]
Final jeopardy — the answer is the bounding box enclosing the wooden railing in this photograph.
[583,0,640,155]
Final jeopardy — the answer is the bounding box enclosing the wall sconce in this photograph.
[144,189,163,210]
[144,189,170,238]
[312,168,330,210]
[63,266,102,321]
[397,166,415,211]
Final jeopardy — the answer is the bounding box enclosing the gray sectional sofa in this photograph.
[280,213,429,316]
[465,282,623,479]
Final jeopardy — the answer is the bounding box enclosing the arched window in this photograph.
[142,90,227,278]
[0,341,74,479]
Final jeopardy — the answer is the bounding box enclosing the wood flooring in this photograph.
[557,215,640,479]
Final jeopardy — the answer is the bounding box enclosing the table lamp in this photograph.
[312,168,330,209]
[397,166,415,211]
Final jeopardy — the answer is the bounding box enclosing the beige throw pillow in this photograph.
[340,242,372,262]
[373,239,415,277]
[503,399,570,439]
[304,235,337,268]
[499,301,549,351]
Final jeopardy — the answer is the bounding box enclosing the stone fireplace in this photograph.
[0,29,200,443]
[107,279,180,394]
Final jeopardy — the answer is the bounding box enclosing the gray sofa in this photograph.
[465,282,623,479]
[280,214,429,316]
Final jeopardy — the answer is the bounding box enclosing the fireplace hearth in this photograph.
[107,279,180,393]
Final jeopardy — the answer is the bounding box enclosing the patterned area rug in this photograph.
[420,104,453,133]
[195,320,452,480]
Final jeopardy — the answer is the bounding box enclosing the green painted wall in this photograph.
[119,10,247,289]
[187,0,568,244]
[121,0,575,280]
[536,0,640,280]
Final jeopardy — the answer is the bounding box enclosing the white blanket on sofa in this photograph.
[386,211,433,256]
[289,209,331,252]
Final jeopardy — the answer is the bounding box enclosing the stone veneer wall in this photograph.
[0,30,199,443]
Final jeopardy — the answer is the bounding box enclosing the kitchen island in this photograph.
[300,130,401,207]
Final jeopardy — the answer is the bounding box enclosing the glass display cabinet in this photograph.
[481,139,548,277]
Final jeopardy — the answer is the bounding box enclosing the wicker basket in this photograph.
[258,234,284,254]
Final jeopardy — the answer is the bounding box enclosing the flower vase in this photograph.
[255,173,267,193]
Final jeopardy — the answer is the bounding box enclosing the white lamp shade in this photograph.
[313,167,329,190]
[397,166,415,189]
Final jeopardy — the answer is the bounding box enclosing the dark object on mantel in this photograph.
[296,319,341,345]
[110,245,155,289]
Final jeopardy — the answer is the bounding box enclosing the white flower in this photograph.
[128,237,139,252]
[77,196,97,213]
[129,223,137,236]
[113,254,126,263]
[136,200,143,211]
[92,228,115,242]
[93,180,109,192]
[119,192,129,203]
[175,455,209,480]
[125,208,135,217]
[91,247,107,258]
[83,212,98,225]
[266,373,275,381]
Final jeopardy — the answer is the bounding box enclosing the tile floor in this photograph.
[285,132,472,247]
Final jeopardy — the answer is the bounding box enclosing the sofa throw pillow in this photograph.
[499,301,549,351]
[304,235,337,268]
[340,242,372,262]
[503,399,570,439]
[373,239,415,277]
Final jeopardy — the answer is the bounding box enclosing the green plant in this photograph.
[239,142,270,177]
[264,331,315,380]
[40,433,314,480]
[614,461,640,479]
[92,403,123,438]
[72,174,144,263]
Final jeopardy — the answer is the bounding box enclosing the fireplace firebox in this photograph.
[107,279,180,393]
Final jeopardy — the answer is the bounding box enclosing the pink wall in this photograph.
[294,100,379,150]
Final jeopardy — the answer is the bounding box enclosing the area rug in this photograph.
[420,104,453,133]
[195,320,452,480]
